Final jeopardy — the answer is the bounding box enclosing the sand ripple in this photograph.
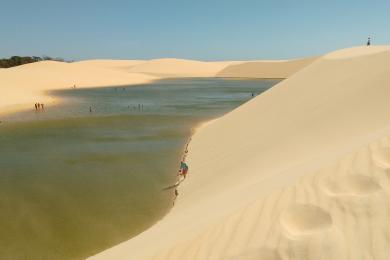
[323,175,381,196]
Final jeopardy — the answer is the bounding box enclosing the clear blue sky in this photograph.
[1,0,389,61]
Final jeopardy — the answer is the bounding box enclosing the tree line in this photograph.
[0,56,65,68]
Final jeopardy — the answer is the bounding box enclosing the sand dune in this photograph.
[91,46,390,260]
[216,57,317,78]
[73,59,146,70]
[127,58,242,77]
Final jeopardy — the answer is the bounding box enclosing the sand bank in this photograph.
[0,60,157,116]
[91,46,390,260]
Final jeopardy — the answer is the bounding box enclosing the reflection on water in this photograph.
[0,78,280,259]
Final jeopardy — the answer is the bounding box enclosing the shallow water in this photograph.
[0,78,280,259]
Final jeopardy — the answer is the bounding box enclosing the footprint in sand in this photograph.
[225,247,281,260]
[280,204,332,236]
[372,146,390,169]
[323,174,381,196]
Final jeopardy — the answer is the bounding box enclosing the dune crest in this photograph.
[324,45,390,60]
[216,57,317,78]
[127,58,242,77]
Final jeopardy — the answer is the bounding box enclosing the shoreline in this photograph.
[0,81,158,119]
[0,94,63,119]
[90,46,390,260]
[1,77,270,259]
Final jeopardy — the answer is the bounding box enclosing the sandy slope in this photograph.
[216,57,317,78]
[73,59,146,70]
[91,46,390,260]
[127,58,243,77]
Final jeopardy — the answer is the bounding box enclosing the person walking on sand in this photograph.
[179,162,189,179]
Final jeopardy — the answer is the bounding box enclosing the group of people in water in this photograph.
[128,104,144,110]
[34,102,45,112]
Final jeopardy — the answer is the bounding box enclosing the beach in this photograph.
[90,46,390,260]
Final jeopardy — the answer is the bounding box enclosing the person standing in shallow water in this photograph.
[367,36,371,46]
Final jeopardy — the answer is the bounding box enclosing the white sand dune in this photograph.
[91,46,390,260]
[73,59,146,70]
[127,58,242,77]
[216,57,317,78]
